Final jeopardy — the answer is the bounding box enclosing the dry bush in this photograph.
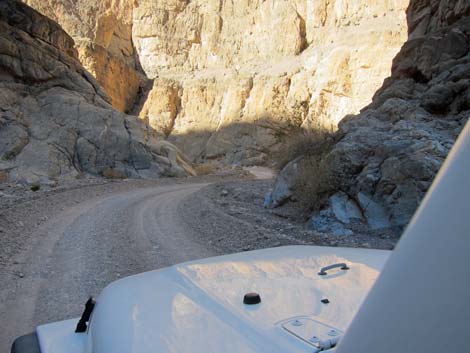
[273,128,334,172]
[102,168,127,179]
[193,163,217,175]
[273,128,338,211]
[294,154,339,211]
[0,170,7,183]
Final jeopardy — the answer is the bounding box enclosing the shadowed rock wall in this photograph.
[269,0,470,234]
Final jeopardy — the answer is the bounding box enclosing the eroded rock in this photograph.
[329,192,363,225]
[0,1,193,184]
[23,0,142,112]
[266,1,470,235]
[307,2,470,233]
[264,157,303,209]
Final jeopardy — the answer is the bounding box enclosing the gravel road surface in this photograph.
[0,181,222,352]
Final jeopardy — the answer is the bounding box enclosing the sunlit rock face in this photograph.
[24,0,410,164]
[23,0,141,113]
[135,0,410,162]
[0,0,193,184]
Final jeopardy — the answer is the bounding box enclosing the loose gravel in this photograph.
[180,180,398,254]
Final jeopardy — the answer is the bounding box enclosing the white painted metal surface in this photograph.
[36,246,389,353]
[36,319,85,353]
[336,119,470,353]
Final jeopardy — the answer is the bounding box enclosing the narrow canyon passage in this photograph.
[0,183,220,352]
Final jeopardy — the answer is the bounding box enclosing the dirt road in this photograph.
[0,182,220,352]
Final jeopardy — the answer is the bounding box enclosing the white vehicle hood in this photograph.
[37,245,390,353]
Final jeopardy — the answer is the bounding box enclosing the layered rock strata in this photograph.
[0,0,192,184]
[135,0,410,163]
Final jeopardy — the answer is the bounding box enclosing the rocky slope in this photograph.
[0,0,192,185]
[24,0,409,164]
[269,0,470,234]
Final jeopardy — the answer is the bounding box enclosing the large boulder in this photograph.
[263,156,303,209]
[0,0,193,184]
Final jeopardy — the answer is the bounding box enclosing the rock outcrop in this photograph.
[0,0,192,184]
[270,0,470,234]
[23,0,142,113]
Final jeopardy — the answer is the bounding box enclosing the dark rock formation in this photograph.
[0,0,193,184]
[271,0,469,234]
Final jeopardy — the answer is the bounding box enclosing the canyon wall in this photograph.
[268,0,470,234]
[135,0,410,163]
[24,0,410,164]
[0,0,192,184]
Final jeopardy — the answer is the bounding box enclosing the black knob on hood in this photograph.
[243,292,261,305]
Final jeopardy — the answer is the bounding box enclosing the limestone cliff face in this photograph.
[135,0,410,162]
[0,0,192,184]
[23,0,142,112]
[24,0,409,163]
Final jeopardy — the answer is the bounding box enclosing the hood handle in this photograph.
[318,263,350,276]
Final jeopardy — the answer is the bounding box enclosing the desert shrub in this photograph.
[30,183,40,192]
[102,168,127,179]
[193,163,217,176]
[273,128,339,211]
[273,128,334,172]
[162,169,179,177]
[293,154,340,211]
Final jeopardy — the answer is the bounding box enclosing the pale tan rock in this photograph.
[135,0,409,162]
[139,78,181,136]
[132,0,308,75]
[78,40,141,112]
[23,0,141,112]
